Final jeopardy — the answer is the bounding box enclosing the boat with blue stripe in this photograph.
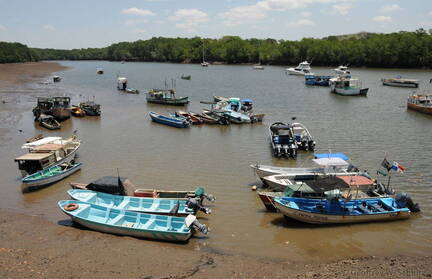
[274,196,412,224]
[67,189,211,216]
[149,111,191,128]
[58,200,208,242]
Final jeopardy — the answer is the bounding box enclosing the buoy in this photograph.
[251,185,257,191]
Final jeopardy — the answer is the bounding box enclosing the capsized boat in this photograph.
[58,200,208,242]
[149,111,191,128]
[291,122,315,151]
[38,114,61,130]
[329,76,368,96]
[286,61,314,76]
[382,77,419,88]
[22,162,82,192]
[146,89,189,106]
[407,94,432,115]
[250,153,359,183]
[274,195,416,224]
[68,189,211,216]
[15,134,81,177]
[269,122,298,158]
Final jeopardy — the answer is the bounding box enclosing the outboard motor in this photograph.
[186,197,211,214]
[185,215,209,234]
[194,187,216,203]
[395,192,420,212]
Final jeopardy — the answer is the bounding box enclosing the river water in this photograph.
[0,61,431,261]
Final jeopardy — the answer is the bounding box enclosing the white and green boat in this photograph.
[22,162,82,192]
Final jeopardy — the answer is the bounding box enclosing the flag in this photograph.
[391,161,406,173]
[381,158,392,171]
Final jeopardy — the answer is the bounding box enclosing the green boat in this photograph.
[146,89,189,106]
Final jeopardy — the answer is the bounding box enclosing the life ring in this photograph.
[64,203,79,211]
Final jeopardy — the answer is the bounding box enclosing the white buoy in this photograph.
[251,185,257,191]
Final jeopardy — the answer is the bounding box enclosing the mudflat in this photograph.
[0,210,431,279]
[0,62,69,86]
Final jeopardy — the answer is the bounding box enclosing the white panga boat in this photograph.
[286,61,314,76]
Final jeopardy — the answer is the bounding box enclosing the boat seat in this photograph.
[357,204,371,214]
[368,204,386,213]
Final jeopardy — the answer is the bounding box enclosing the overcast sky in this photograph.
[0,0,431,49]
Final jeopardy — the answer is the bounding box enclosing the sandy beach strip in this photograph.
[0,210,431,279]
[0,62,70,86]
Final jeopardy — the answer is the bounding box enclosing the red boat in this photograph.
[407,94,432,115]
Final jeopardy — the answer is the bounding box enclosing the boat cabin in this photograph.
[147,89,176,99]
[117,77,128,90]
[271,125,295,144]
[52,97,70,109]
[15,152,57,177]
[408,95,432,106]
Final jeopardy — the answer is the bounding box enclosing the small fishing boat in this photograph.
[407,94,432,115]
[382,77,419,88]
[274,195,414,224]
[53,76,62,82]
[33,97,71,121]
[176,111,203,124]
[71,106,86,117]
[201,110,229,125]
[305,75,332,86]
[189,111,216,124]
[125,88,139,94]
[250,113,265,123]
[149,111,191,128]
[39,114,61,130]
[220,98,251,124]
[96,68,104,74]
[286,61,314,76]
[269,122,298,158]
[58,200,208,242]
[291,122,315,151]
[329,76,368,96]
[117,77,128,90]
[146,89,189,106]
[22,162,82,192]
[67,189,210,216]
[333,66,350,75]
[79,100,101,116]
[253,64,264,70]
[213,96,229,103]
[181,74,191,80]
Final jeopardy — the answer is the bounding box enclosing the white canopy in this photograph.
[312,157,348,167]
[22,137,61,149]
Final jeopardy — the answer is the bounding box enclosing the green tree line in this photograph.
[2,29,432,67]
[0,42,38,63]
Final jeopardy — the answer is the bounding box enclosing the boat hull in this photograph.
[407,103,432,115]
[382,80,418,88]
[22,163,82,191]
[149,112,190,128]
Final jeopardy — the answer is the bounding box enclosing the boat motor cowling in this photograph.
[395,192,420,212]
[185,215,209,234]
[187,197,211,214]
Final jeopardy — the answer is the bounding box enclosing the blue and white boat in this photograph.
[215,98,251,124]
[305,75,332,86]
[149,111,191,128]
[22,162,82,192]
[68,189,210,216]
[274,196,411,224]
[58,200,208,242]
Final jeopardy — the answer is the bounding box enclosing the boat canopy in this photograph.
[312,157,348,167]
[337,175,374,187]
[32,144,65,152]
[314,153,349,161]
[15,152,53,161]
[22,137,62,149]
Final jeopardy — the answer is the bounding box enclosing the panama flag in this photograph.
[391,161,406,173]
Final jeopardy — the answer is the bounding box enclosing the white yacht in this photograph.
[333,65,350,75]
[286,61,314,76]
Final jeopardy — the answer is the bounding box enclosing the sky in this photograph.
[0,0,431,49]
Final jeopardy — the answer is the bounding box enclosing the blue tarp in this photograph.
[314,153,349,161]
[241,99,253,103]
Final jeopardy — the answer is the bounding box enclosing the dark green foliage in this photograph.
[3,29,431,68]
[0,42,39,63]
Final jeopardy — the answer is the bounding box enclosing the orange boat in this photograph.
[407,94,432,115]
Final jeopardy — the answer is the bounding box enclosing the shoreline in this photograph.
[0,62,70,87]
[0,209,431,278]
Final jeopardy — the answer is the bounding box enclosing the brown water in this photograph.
[0,61,431,261]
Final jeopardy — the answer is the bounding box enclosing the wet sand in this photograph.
[0,210,431,279]
[0,62,69,86]
[1,62,431,278]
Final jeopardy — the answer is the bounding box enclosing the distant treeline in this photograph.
[0,42,38,63]
[2,29,432,67]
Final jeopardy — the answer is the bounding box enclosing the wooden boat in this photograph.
[291,122,315,151]
[146,89,189,106]
[250,113,265,123]
[407,94,432,115]
[382,77,419,88]
[32,97,71,121]
[176,111,203,124]
[125,88,139,94]
[191,111,217,124]
[67,189,210,216]
[39,114,61,130]
[269,122,298,158]
[202,110,230,125]
[79,101,101,116]
[181,74,191,80]
[26,134,43,143]
[149,111,190,128]
[274,196,411,224]
[58,200,208,242]
[22,162,82,192]
[16,135,81,177]
[71,106,85,117]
